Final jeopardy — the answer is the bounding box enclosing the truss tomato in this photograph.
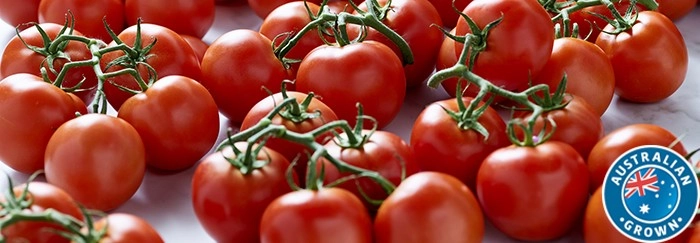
[0,0,39,27]
[90,213,164,242]
[38,0,125,42]
[125,0,215,38]
[247,0,322,19]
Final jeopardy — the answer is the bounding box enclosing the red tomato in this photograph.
[101,23,201,110]
[38,0,125,42]
[426,0,471,28]
[374,172,484,243]
[477,141,590,241]
[0,74,79,174]
[118,75,220,172]
[657,0,698,21]
[587,124,687,192]
[192,143,297,243]
[180,35,209,63]
[569,1,643,42]
[200,29,289,124]
[451,0,554,100]
[296,41,405,129]
[583,187,637,242]
[0,0,39,27]
[1,182,84,243]
[260,188,373,243]
[247,0,323,19]
[533,37,615,116]
[410,96,510,191]
[349,0,445,88]
[319,130,419,210]
[0,23,97,104]
[44,114,146,211]
[596,11,687,103]
[90,213,164,242]
[125,0,215,38]
[240,91,338,182]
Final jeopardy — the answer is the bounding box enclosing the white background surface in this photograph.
[0,1,699,242]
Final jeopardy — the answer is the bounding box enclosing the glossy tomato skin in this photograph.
[1,182,84,243]
[192,143,297,243]
[0,74,79,174]
[101,23,202,111]
[657,0,698,21]
[90,213,164,243]
[319,130,419,211]
[200,29,289,124]
[587,124,687,192]
[118,75,220,172]
[533,37,615,116]
[374,172,485,243]
[477,142,590,241]
[0,23,97,104]
[38,0,125,42]
[349,0,444,88]
[410,97,509,191]
[181,35,208,63]
[427,0,471,28]
[596,11,687,103]
[296,41,406,129]
[451,0,554,100]
[240,91,338,182]
[583,187,637,243]
[125,0,215,38]
[259,188,373,243]
[44,114,146,211]
[247,0,323,19]
[0,0,39,27]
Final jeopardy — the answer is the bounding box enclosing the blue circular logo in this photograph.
[603,145,699,242]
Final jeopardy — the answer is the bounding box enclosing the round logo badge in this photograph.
[603,145,699,242]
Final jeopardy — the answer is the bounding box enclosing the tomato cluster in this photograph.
[0,0,698,242]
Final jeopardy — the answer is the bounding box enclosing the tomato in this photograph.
[124,0,215,38]
[596,11,687,103]
[569,1,644,42]
[587,124,687,192]
[101,23,201,110]
[259,188,373,243]
[319,130,419,211]
[1,182,84,243]
[247,0,323,19]
[410,96,509,191]
[38,0,125,42]
[0,0,39,27]
[200,29,289,124]
[0,74,79,174]
[44,114,146,211]
[450,0,554,101]
[583,187,636,242]
[89,213,164,242]
[118,75,220,172]
[374,172,484,243]
[240,91,338,183]
[180,35,208,63]
[0,23,98,104]
[296,41,405,129]
[192,143,297,243]
[657,0,698,21]
[477,141,589,241]
[349,0,444,88]
[533,37,615,116]
[426,0,471,28]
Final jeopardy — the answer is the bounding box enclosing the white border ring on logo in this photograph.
[602,145,699,242]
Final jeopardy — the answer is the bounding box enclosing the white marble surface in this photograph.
[0,2,698,243]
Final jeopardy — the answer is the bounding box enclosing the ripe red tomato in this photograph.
[90,213,164,242]
[118,75,220,172]
[596,11,687,103]
[0,23,97,104]
[180,35,208,63]
[192,143,297,242]
[426,0,471,28]
[101,23,202,111]
[583,187,637,242]
[38,0,125,42]
[260,188,373,243]
[0,74,80,174]
[410,96,509,191]
[296,41,406,129]
[533,37,615,116]
[44,114,146,211]
[247,0,323,19]
[657,0,698,21]
[374,172,484,243]
[587,123,687,192]
[200,29,289,124]
[1,182,85,243]
[451,0,554,100]
[477,141,589,241]
[0,0,39,27]
[124,0,215,38]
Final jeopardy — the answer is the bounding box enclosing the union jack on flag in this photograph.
[625,168,660,198]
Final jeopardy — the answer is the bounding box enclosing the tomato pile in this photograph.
[0,0,698,242]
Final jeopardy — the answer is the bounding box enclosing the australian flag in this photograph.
[624,167,679,222]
